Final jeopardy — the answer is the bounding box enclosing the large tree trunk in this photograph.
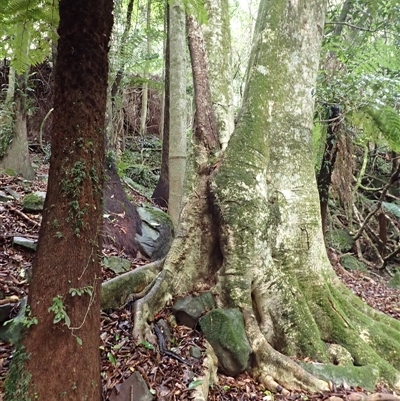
[128,0,400,393]
[5,1,113,400]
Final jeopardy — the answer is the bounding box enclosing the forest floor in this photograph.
[1,161,400,401]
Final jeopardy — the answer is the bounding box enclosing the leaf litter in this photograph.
[0,169,400,400]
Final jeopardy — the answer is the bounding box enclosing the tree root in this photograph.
[101,259,164,309]
[191,341,219,401]
[131,269,170,342]
[242,309,330,393]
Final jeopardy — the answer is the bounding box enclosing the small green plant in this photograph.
[48,295,70,327]
[137,340,154,350]
[69,286,93,297]
[107,352,117,366]
[3,305,38,329]
[22,305,38,328]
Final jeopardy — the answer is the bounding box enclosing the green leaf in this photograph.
[76,336,83,346]
[107,352,117,366]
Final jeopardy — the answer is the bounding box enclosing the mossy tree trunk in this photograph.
[202,0,234,151]
[129,0,400,393]
[5,1,114,400]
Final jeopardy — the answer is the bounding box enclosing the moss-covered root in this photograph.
[243,310,330,393]
[131,270,172,342]
[101,259,164,310]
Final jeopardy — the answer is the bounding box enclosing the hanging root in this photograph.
[242,309,330,393]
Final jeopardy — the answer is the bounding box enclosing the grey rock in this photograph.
[189,346,202,359]
[109,371,154,401]
[136,205,174,260]
[172,292,216,329]
[0,190,13,202]
[102,256,131,274]
[13,236,37,251]
[199,308,252,376]
[4,187,20,201]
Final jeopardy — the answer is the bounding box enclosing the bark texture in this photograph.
[5,1,113,400]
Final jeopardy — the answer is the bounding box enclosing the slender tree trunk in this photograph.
[0,72,34,180]
[108,0,135,150]
[5,1,113,400]
[168,0,187,227]
[152,2,170,208]
[317,105,341,234]
[139,0,152,137]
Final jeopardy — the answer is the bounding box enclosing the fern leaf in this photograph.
[363,106,400,152]
[382,202,400,219]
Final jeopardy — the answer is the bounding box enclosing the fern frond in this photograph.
[0,0,59,74]
[382,202,400,219]
[363,106,400,152]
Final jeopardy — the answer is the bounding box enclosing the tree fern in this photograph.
[0,0,59,74]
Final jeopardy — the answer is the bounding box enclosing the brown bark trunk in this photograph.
[317,104,340,234]
[187,15,219,152]
[19,1,113,400]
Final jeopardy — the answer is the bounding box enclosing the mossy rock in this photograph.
[340,254,367,272]
[326,229,354,252]
[3,168,18,177]
[199,308,251,376]
[22,192,46,212]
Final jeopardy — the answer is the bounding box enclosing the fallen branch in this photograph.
[5,204,40,227]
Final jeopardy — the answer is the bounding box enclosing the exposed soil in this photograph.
[0,161,400,401]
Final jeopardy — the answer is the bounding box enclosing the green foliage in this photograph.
[382,201,400,218]
[21,306,38,329]
[0,0,59,73]
[48,295,70,328]
[363,106,400,152]
[0,106,14,158]
[316,0,400,163]
[180,0,208,24]
[4,346,31,401]
[69,286,93,297]
[117,139,161,189]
